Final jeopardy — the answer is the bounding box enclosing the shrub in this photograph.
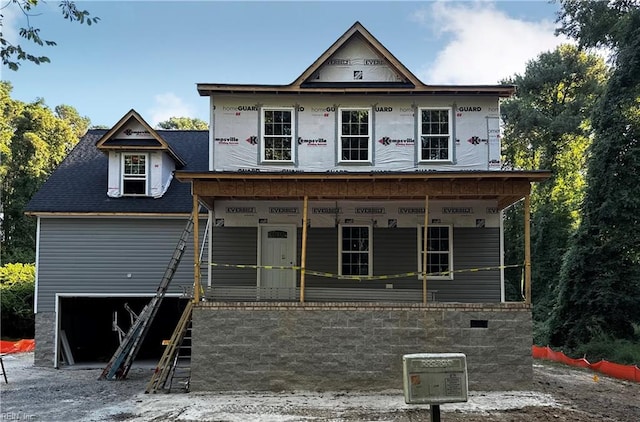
[0,263,35,339]
[572,327,640,366]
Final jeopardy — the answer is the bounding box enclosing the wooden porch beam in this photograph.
[300,196,309,303]
[192,194,201,303]
[192,179,533,200]
[524,194,531,304]
[422,195,429,305]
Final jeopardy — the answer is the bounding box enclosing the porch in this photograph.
[175,170,550,305]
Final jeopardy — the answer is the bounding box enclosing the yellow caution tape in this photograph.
[210,262,523,282]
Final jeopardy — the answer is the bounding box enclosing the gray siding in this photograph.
[210,227,257,287]
[37,217,208,312]
[209,226,500,302]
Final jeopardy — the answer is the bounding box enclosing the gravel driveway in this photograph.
[1,352,638,421]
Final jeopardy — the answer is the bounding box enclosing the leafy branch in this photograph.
[1,0,99,70]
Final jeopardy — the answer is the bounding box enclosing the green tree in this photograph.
[0,262,35,338]
[1,0,98,70]
[156,116,208,130]
[0,82,88,263]
[54,104,90,138]
[500,45,607,341]
[549,1,640,349]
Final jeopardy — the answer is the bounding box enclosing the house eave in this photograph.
[196,83,516,98]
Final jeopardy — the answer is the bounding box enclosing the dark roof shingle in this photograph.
[25,129,208,214]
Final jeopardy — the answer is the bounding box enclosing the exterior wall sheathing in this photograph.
[191,302,532,392]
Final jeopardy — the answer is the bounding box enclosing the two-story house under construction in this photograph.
[27,22,549,391]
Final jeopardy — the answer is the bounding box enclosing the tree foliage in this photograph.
[156,116,208,130]
[549,1,640,349]
[1,0,99,71]
[0,82,89,263]
[500,45,607,334]
[0,262,35,338]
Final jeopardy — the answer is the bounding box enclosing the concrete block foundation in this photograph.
[190,302,532,392]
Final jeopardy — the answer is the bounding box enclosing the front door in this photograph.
[259,225,296,298]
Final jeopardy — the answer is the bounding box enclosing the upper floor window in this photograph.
[418,225,453,279]
[339,108,372,163]
[339,225,372,276]
[262,108,294,162]
[122,153,147,195]
[419,108,452,162]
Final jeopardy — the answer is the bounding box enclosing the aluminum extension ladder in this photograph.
[98,215,194,381]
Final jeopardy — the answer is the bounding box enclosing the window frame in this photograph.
[121,152,148,196]
[260,107,295,163]
[338,224,373,276]
[337,107,373,164]
[418,107,453,163]
[417,225,453,280]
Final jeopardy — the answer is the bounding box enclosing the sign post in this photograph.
[402,353,468,421]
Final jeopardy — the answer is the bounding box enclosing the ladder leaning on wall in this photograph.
[145,300,193,393]
[98,214,195,381]
[145,215,210,393]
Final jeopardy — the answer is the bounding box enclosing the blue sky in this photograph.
[1,1,568,128]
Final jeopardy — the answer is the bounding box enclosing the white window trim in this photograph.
[260,106,295,163]
[418,107,453,163]
[417,225,453,280]
[121,152,149,196]
[338,107,373,163]
[338,224,373,276]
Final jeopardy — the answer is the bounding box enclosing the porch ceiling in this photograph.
[175,170,550,211]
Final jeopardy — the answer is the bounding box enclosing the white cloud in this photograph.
[148,93,195,126]
[416,1,571,85]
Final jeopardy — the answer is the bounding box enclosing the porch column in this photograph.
[299,196,309,303]
[207,208,213,288]
[193,194,201,303]
[524,194,531,304]
[422,195,429,304]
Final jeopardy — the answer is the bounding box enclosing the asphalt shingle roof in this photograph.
[25,129,208,214]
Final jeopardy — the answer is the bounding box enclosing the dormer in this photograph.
[96,110,186,198]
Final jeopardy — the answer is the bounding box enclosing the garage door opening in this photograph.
[58,296,188,364]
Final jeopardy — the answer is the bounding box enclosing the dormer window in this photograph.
[122,153,148,195]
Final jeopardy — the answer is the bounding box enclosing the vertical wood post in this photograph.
[423,195,429,304]
[300,196,309,303]
[193,194,201,303]
[524,194,531,304]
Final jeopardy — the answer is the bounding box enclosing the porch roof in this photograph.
[174,170,551,210]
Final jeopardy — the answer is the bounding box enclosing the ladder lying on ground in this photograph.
[145,300,193,393]
[98,215,194,381]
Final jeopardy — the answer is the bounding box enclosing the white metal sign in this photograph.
[402,353,469,405]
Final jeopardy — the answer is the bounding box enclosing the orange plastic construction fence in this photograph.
[533,345,640,383]
[0,339,35,354]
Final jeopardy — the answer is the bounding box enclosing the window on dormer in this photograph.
[122,153,147,195]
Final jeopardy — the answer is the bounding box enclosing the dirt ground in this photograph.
[0,352,638,421]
